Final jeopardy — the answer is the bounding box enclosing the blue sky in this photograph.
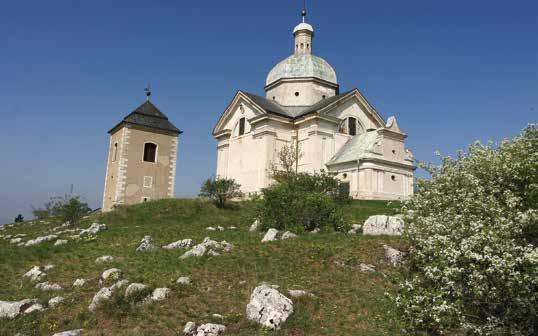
[0,0,536,224]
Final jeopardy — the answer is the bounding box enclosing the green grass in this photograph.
[0,199,404,336]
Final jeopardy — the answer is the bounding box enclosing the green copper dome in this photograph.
[265,54,338,87]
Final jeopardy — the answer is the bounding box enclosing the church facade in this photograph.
[213,17,415,200]
[102,99,181,211]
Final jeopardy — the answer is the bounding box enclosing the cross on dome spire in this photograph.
[301,0,307,23]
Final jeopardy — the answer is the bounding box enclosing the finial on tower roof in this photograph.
[144,84,151,101]
[301,0,307,23]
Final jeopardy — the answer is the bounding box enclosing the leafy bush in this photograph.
[257,144,347,232]
[51,196,91,225]
[14,214,24,223]
[395,125,538,335]
[199,177,243,208]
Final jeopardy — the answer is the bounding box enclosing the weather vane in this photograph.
[302,0,307,22]
[144,84,151,101]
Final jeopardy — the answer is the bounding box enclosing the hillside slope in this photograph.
[0,199,404,336]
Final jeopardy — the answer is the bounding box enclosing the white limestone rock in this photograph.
[359,263,376,273]
[177,276,190,285]
[125,283,148,297]
[136,235,156,251]
[54,239,68,246]
[183,321,197,335]
[35,282,63,292]
[0,299,37,319]
[216,226,225,231]
[261,228,279,242]
[280,231,297,240]
[89,287,112,311]
[310,228,320,234]
[383,244,405,267]
[163,239,193,250]
[207,250,220,257]
[206,227,216,231]
[347,224,362,234]
[195,323,226,336]
[43,264,55,271]
[95,255,114,263]
[228,226,237,230]
[52,330,84,336]
[24,303,45,314]
[363,215,404,236]
[48,296,65,308]
[246,284,294,330]
[10,237,23,244]
[23,266,46,282]
[249,219,259,232]
[73,278,86,287]
[180,237,233,259]
[150,287,171,302]
[110,280,130,291]
[80,222,107,236]
[102,268,122,281]
[25,234,58,247]
[180,244,207,259]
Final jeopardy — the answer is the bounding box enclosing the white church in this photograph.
[213,12,416,200]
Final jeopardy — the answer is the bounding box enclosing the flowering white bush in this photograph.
[396,125,537,335]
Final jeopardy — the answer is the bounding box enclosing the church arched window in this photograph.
[238,117,246,136]
[143,142,157,163]
[112,143,118,162]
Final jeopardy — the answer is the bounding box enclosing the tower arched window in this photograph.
[238,117,246,136]
[143,142,157,163]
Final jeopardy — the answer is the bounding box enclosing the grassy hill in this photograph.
[0,199,404,336]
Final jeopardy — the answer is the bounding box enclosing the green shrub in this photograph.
[51,196,91,225]
[257,144,347,232]
[199,177,243,208]
[395,125,538,335]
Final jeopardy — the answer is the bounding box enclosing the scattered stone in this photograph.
[23,266,46,282]
[24,303,45,314]
[136,235,156,251]
[281,231,297,240]
[89,287,112,311]
[48,296,65,308]
[25,234,58,247]
[150,287,171,302]
[359,263,376,272]
[102,268,122,281]
[249,219,259,232]
[80,223,107,236]
[95,255,114,263]
[162,239,193,250]
[228,226,237,230]
[125,283,148,298]
[261,228,279,242]
[109,280,130,291]
[10,238,23,244]
[246,284,294,330]
[347,224,362,235]
[206,227,216,231]
[195,324,226,336]
[54,239,68,246]
[35,282,63,291]
[177,276,190,285]
[44,264,55,271]
[0,299,37,318]
[73,278,86,287]
[216,226,225,231]
[383,244,405,267]
[180,237,233,259]
[287,289,311,298]
[207,250,220,256]
[363,215,404,236]
[310,228,320,234]
[183,321,196,335]
[52,330,84,336]
[212,313,223,319]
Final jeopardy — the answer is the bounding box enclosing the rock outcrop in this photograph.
[48,296,65,308]
[383,244,405,267]
[280,231,297,240]
[261,228,279,242]
[54,239,68,246]
[73,278,86,287]
[246,284,294,330]
[89,287,112,311]
[177,276,190,285]
[52,330,84,336]
[180,237,233,259]
[35,282,63,292]
[136,235,156,251]
[363,215,404,236]
[162,239,193,250]
[25,234,58,247]
[183,322,226,336]
[0,299,38,319]
[23,266,46,282]
[80,223,107,236]
[249,220,259,232]
[95,256,114,264]
[102,268,122,281]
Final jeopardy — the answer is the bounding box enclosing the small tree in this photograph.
[199,177,243,208]
[51,196,91,225]
[395,125,538,335]
[14,214,24,223]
